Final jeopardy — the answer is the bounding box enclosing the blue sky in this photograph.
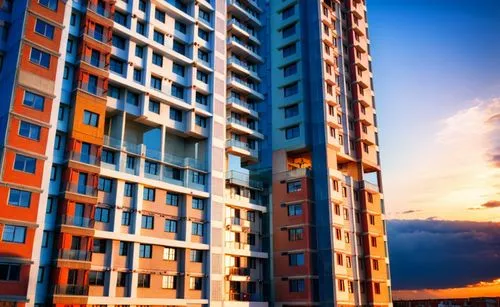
[368,0,500,221]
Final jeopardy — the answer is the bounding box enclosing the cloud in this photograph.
[398,210,422,214]
[387,219,500,290]
[481,200,500,208]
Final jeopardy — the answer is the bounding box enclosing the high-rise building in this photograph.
[0,0,390,306]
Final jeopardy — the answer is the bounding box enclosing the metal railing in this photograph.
[227,267,251,276]
[66,183,98,197]
[60,215,94,228]
[58,249,92,261]
[226,170,263,190]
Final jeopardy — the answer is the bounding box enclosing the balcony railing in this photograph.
[103,135,121,149]
[60,215,94,228]
[87,3,112,18]
[229,292,251,301]
[227,97,256,111]
[228,0,260,20]
[78,81,106,97]
[81,54,107,70]
[227,267,251,276]
[227,37,258,54]
[66,183,98,197]
[66,151,100,166]
[85,29,107,43]
[226,170,263,190]
[53,285,89,296]
[226,140,258,157]
[226,217,251,228]
[225,241,249,250]
[58,249,92,261]
[360,180,379,192]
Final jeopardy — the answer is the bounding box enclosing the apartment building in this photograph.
[0,0,390,306]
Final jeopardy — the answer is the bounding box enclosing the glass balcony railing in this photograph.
[87,3,112,18]
[66,151,100,166]
[226,97,256,111]
[227,57,258,73]
[226,170,263,190]
[60,215,94,228]
[66,183,98,197]
[53,285,89,296]
[103,135,122,149]
[81,54,106,70]
[86,29,107,43]
[227,76,259,91]
[57,249,92,261]
[226,140,258,157]
[78,81,106,97]
[227,37,258,54]
[226,267,251,276]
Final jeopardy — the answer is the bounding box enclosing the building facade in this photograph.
[0,0,390,306]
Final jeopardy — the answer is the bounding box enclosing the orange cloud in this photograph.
[393,279,500,300]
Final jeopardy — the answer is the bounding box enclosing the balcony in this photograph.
[84,28,108,44]
[227,0,262,27]
[103,135,122,149]
[87,3,112,19]
[226,217,251,232]
[275,168,312,182]
[66,151,100,167]
[227,37,263,63]
[227,57,260,82]
[228,292,265,302]
[57,249,92,261]
[78,81,106,98]
[226,170,263,190]
[53,285,89,296]
[226,97,258,118]
[227,117,264,139]
[81,54,107,70]
[60,215,94,228]
[227,76,264,100]
[226,139,258,161]
[65,183,98,197]
[359,180,379,193]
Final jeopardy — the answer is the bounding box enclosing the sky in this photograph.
[367,0,500,299]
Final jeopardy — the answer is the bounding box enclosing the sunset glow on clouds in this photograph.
[384,98,500,221]
[393,279,500,300]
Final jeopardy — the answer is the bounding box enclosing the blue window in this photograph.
[282,5,295,19]
[289,279,305,292]
[124,182,134,197]
[112,34,126,49]
[198,49,209,63]
[8,189,31,208]
[114,11,127,27]
[196,92,208,105]
[199,9,210,23]
[166,193,180,206]
[155,9,165,23]
[283,62,298,77]
[38,0,57,11]
[192,197,204,210]
[135,45,144,58]
[172,63,185,76]
[153,30,164,45]
[14,154,36,173]
[138,0,146,11]
[282,43,296,57]
[192,171,206,185]
[191,222,203,236]
[169,107,182,122]
[149,100,160,114]
[198,28,209,41]
[30,48,50,68]
[19,121,41,140]
[152,52,163,66]
[173,40,186,55]
[175,21,186,34]
[127,92,139,106]
[284,104,299,118]
[98,177,113,192]
[110,58,124,74]
[126,155,135,169]
[23,91,44,111]
[285,125,300,139]
[95,207,110,223]
[83,110,99,127]
[195,115,207,128]
[136,21,146,36]
[145,161,159,175]
[164,219,177,233]
[171,84,184,100]
[196,70,208,84]
[121,212,131,225]
[133,69,142,82]
[141,216,154,229]
[35,19,54,39]
[287,203,302,216]
[2,225,26,243]
[151,75,162,90]
[284,82,299,97]
[143,187,155,201]
[282,24,296,38]
[139,244,152,258]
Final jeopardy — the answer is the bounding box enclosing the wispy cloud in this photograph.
[468,200,500,210]
[384,98,500,221]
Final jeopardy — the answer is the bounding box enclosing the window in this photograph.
[338,279,345,291]
[371,236,377,247]
[164,219,177,233]
[141,215,154,229]
[166,193,180,206]
[283,62,298,77]
[195,92,208,105]
[14,154,36,173]
[195,115,207,128]
[370,214,376,225]
[335,228,342,240]
[163,247,176,260]
[287,180,301,192]
[8,189,31,208]
[83,110,99,127]
[124,183,134,197]
[192,222,203,236]
[23,91,44,111]
[151,75,162,90]
[287,203,302,216]
[152,52,163,66]
[284,104,299,118]
[199,9,210,22]
[98,177,113,192]
[139,244,152,258]
[173,40,186,55]
[127,92,139,105]
[192,198,205,210]
[110,58,124,74]
[121,212,131,225]
[247,211,256,222]
[35,19,54,39]
[149,100,160,114]
[30,47,50,68]
[133,68,142,83]
[119,241,129,256]
[143,187,155,201]
[373,259,379,270]
[171,83,184,99]
[117,272,128,287]
[172,63,185,76]
[374,282,381,294]
[198,28,209,41]
[19,121,41,141]
[346,256,352,268]
[2,225,26,243]
[175,20,187,34]
[190,250,203,262]
[169,107,183,122]
[135,45,144,58]
[93,239,106,253]
[153,30,164,44]
[112,35,126,49]
[189,277,202,290]
[288,227,303,241]
[197,70,209,84]
[282,24,296,38]
[114,11,127,26]
[285,125,300,139]
[192,171,206,185]
[162,275,176,289]
[284,82,299,97]
[368,193,373,203]
[89,271,105,286]
[155,8,166,22]
[37,266,45,283]
[282,43,296,57]
[0,264,20,281]
[38,0,58,11]
[138,273,150,288]
[198,49,209,63]
[126,156,136,169]
[336,253,343,266]
[247,233,256,245]
[289,253,305,266]
[289,279,305,292]
[145,161,159,175]
[101,149,115,164]
[95,207,110,223]
[41,231,49,247]
[138,0,146,11]
[345,231,350,243]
